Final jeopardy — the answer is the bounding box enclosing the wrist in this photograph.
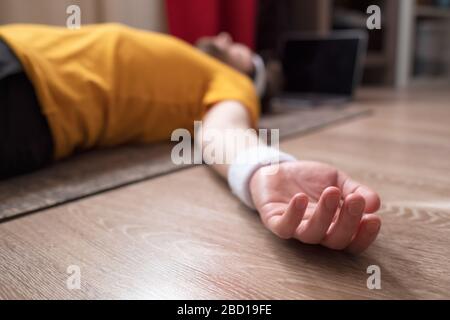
[227,146,296,209]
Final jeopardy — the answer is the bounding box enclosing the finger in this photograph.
[337,171,381,213]
[345,214,381,255]
[321,193,365,250]
[295,187,341,244]
[267,193,308,239]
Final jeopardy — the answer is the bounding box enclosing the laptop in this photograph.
[274,30,368,107]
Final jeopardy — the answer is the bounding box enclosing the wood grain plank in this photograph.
[0,87,449,299]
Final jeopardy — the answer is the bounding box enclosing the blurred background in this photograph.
[1,0,449,88]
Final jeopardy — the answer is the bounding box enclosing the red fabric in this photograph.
[166,0,257,49]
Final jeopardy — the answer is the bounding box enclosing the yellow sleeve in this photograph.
[202,70,261,129]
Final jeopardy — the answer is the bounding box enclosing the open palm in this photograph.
[249,161,381,254]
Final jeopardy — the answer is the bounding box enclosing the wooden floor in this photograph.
[1,87,449,299]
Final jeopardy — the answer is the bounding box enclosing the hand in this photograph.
[249,160,381,254]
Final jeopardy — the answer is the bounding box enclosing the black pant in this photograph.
[0,41,53,180]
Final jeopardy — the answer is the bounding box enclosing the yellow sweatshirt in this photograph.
[0,23,259,159]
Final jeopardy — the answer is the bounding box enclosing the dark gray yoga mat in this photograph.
[0,105,370,221]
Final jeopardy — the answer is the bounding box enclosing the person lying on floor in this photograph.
[0,23,381,254]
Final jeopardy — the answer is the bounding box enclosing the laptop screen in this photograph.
[281,35,365,96]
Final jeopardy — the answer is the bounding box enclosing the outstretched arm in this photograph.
[200,101,381,254]
[200,100,259,178]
